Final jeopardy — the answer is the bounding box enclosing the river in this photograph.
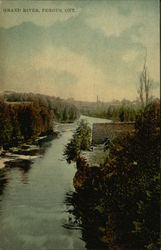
[0,116,110,250]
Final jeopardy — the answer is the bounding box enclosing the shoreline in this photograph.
[0,131,58,170]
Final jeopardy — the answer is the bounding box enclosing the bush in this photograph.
[64,120,91,163]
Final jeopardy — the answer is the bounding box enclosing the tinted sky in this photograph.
[0,0,160,101]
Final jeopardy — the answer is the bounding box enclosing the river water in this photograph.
[0,116,110,250]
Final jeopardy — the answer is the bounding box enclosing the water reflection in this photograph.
[0,135,54,185]
[0,136,55,206]
[0,118,108,249]
[64,191,109,250]
[37,133,58,148]
[0,170,8,197]
[19,160,32,184]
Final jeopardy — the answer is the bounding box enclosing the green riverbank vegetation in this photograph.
[64,120,91,163]
[80,98,159,122]
[0,91,79,149]
[65,99,160,250]
[85,103,139,122]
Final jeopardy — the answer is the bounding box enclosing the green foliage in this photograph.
[84,103,139,122]
[0,102,13,148]
[64,120,91,163]
[72,100,160,249]
[0,101,53,148]
[4,91,79,123]
[0,92,79,148]
[97,100,160,249]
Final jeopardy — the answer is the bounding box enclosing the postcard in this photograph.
[0,1,160,249]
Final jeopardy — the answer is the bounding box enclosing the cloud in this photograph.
[31,47,107,101]
[122,49,138,63]
[86,5,132,37]
[0,0,159,101]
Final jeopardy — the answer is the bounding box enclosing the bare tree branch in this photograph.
[138,53,152,108]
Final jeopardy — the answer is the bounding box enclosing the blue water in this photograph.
[0,116,110,250]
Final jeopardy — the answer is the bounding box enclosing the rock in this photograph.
[73,156,103,191]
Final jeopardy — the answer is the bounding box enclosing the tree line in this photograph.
[3,91,79,122]
[84,103,139,122]
[0,92,79,148]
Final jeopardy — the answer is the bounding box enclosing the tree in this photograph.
[64,120,91,163]
[62,107,68,121]
[0,102,13,148]
[138,55,152,108]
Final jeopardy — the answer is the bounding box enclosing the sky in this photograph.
[0,0,160,102]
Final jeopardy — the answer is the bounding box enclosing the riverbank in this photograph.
[0,117,85,250]
[0,131,58,170]
[70,102,160,250]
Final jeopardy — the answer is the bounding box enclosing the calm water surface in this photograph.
[0,116,110,250]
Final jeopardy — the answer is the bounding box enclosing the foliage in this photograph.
[0,101,53,148]
[84,103,139,122]
[0,92,79,148]
[71,100,160,249]
[64,120,91,163]
[4,91,79,123]
[103,101,160,249]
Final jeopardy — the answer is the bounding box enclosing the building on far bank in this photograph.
[92,122,135,145]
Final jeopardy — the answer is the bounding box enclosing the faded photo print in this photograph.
[0,1,160,250]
